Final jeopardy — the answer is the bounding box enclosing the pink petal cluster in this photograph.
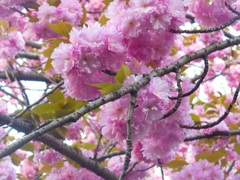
[46,163,102,180]
[0,31,25,60]
[100,76,193,163]
[0,157,16,180]
[185,0,236,28]
[34,149,62,164]
[172,159,224,180]
[51,0,187,100]
[65,120,83,140]
[20,160,39,180]
[107,156,147,180]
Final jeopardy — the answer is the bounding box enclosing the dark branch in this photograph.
[0,71,52,83]
[120,91,137,180]
[170,15,240,34]
[0,114,119,180]
[15,51,40,60]
[25,40,42,49]
[184,129,240,141]
[162,69,182,119]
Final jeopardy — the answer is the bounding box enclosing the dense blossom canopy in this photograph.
[0,0,239,179]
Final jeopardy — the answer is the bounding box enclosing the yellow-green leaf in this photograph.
[196,149,226,163]
[42,38,66,58]
[48,22,73,38]
[43,58,53,71]
[90,82,112,88]
[235,143,240,155]
[47,0,61,6]
[21,143,34,152]
[204,103,216,110]
[47,89,64,103]
[11,153,21,166]
[115,64,132,84]
[80,6,87,25]
[62,97,87,110]
[98,15,109,26]
[39,161,64,174]
[99,83,122,94]
[190,113,200,123]
[32,104,54,116]
[79,143,97,150]
[166,160,188,171]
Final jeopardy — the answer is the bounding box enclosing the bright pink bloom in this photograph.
[20,160,38,180]
[172,159,224,180]
[0,157,16,180]
[34,149,62,164]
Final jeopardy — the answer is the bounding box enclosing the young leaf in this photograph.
[115,64,132,84]
[47,89,64,103]
[99,83,122,94]
[48,22,73,38]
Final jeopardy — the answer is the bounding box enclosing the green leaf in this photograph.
[98,15,109,26]
[166,160,188,171]
[47,0,61,6]
[235,143,240,155]
[204,102,216,110]
[102,0,114,11]
[190,113,200,124]
[189,92,196,104]
[78,143,97,150]
[90,82,112,88]
[80,6,87,25]
[32,104,54,116]
[39,161,64,174]
[99,83,122,94]
[48,22,73,38]
[42,38,67,58]
[41,111,55,120]
[62,97,87,110]
[11,153,21,166]
[115,64,132,84]
[55,108,74,118]
[196,149,226,163]
[21,143,34,152]
[208,93,219,103]
[180,65,188,73]
[47,89,64,103]
[43,58,53,72]
[169,45,178,56]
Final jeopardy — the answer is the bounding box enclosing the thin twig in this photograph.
[171,16,240,34]
[96,150,126,162]
[176,56,209,98]
[162,68,182,119]
[13,80,64,119]
[120,91,137,180]
[93,134,102,160]
[184,129,240,141]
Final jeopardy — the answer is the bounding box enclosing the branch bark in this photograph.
[0,71,53,83]
[0,114,118,180]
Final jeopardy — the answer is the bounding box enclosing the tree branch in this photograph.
[184,129,240,141]
[0,71,53,83]
[120,91,137,180]
[0,36,239,159]
[0,114,119,180]
[15,51,40,60]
